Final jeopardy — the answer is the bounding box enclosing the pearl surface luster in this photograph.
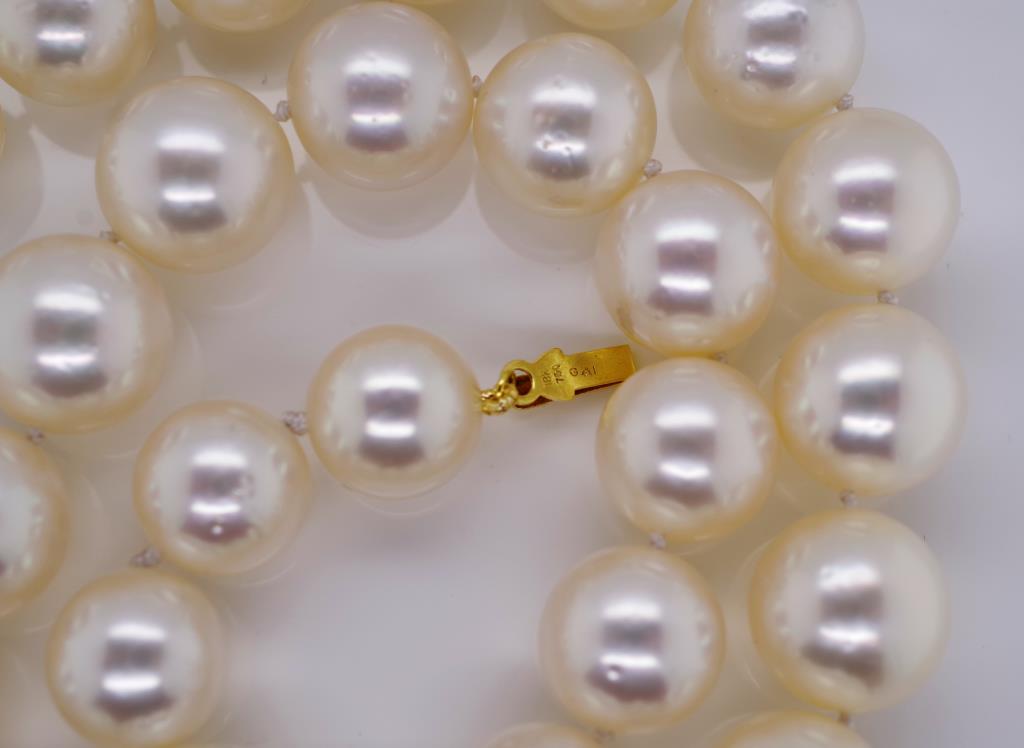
[172,0,310,32]
[714,711,870,748]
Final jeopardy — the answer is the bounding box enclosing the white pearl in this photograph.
[542,0,677,30]
[97,77,295,273]
[775,304,965,498]
[134,401,313,576]
[172,0,310,32]
[749,510,948,713]
[713,711,870,748]
[595,170,779,355]
[307,326,481,500]
[47,570,225,747]
[684,0,864,129]
[288,3,473,190]
[0,427,68,617]
[598,358,777,545]
[539,546,724,732]
[773,109,961,294]
[474,34,657,216]
[0,0,156,106]
[487,723,601,748]
[0,235,174,434]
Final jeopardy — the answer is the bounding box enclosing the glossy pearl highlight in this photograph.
[684,0,864,129]
[542,0,677,30]
[474,34,657,216]
[172,0,310,32]
[0,427,69,617]
[595,170,779,355]
[0,0,156,106]
[0,235,174,434]
[307,326,482,500]
[487,723,601,748]
[134,401,313,576]
[749,510,948,713]
[539,546,724,732]
[288,3,474,190]
[598,358,777,544]
[47,570,225,747]
[97,77,295,273]
[775,304,965,498]
[713,711,870,748]
[773,109,961,294]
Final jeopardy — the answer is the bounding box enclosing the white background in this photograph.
[0,1,1017,746]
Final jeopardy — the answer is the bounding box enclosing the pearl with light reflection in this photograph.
[542,0,677,30]
[134,401,313,576]
[47,570,224,747]
[539,546,724,732]
[595,170,779,355]
[474,34,657,216]
[775,304,965,498]
[307,326,481,500]
[749,510,948,713]
[487,723,601,748]
[97,77,295,273]
[713,711,870,748]
[684,0,864,129]
[0,0,156,106]
[288,3,474,190]
[0,235,174,434]
[172,0,310,32]
[773,109,961,294]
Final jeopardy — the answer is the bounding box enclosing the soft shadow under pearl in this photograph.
[774,304,965,498]
[134,401,313,576]
[47,570,225,747]
[97,77,295,273]
[0,0,156,106]
[713,711,870,748]
[474,33,657,216]
[773,108,961,294]
[0,235,174,434]
[542,0,677,30]
[487,723,601,748]
[749,510,948,713]
[539,546,724,733]
[172,0,310,32]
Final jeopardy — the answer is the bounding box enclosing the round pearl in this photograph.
[0,235,174,434]
[288,3,473,190]
[542,0,677,30]
[172,0,310,32]
[775,304,965,498]
[773,109,961,294]
[749,510,948,713]
[97,77,295,273]
[713,711,870,748]
[539,546,724,732]
[47,570,225,747]
[0,427,69,617]
[0,0,156,106]
[488,723,601,748]
[307,326,481,500]
[595,170,779,355]
[134,401,313,576]
[683,0,864,129]
[598,358,777,545]
[474,34,657,216]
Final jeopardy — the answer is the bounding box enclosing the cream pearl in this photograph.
[0,0,156,106]
[487,723,601,748]
[775,304,965,498]
[597,358,777,545]
[172,0,310,32]
[97,77,295,273]
[288,3,473,190]
[0,235,174,434]
[47,570,225,747]
[749,510,948,713]
[134,401,313,576]
[539,546,724,732]
[595,170,779,355]
[0,427,69,617]
[684,0,864,129]
[474,34,657,216]
[543,0,677,30]
[773,109,961,294]
[307,326,482,500]
[714,711,870,748]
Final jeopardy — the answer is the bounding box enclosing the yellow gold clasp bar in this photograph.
[480,345,637,415]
